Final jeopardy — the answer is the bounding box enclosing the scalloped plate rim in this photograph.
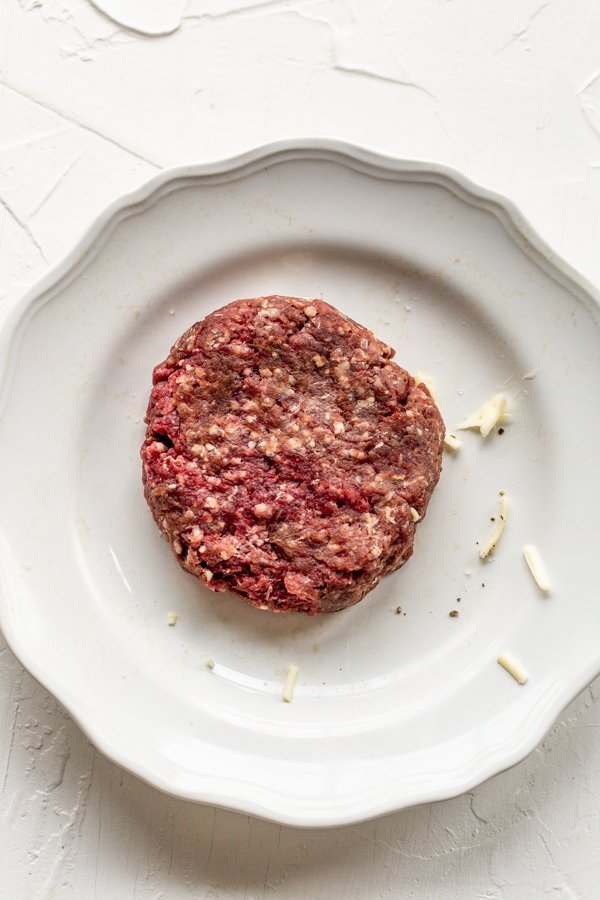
[0,139,599,828]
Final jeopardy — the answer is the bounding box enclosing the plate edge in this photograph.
[0,138,599,826]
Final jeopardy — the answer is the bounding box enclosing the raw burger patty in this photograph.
[141,296,445,614]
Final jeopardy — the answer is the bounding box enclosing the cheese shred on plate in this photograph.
[497,652,529,685]
[457,393,508,437]
[415,372,436,401]
[480,492,508,559]
[523,545,551,592]
[282,664,299,703]
[444,432,462,452]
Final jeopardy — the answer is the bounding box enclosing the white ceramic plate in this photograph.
[1,141,599,827]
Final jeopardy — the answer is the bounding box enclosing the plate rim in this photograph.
[1,138,599,828]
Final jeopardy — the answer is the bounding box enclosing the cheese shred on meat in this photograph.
[282,664,299,703]
[457,393,508,437]
[523,545,551,592]
[497,652,529,685]
[480,492,508,559]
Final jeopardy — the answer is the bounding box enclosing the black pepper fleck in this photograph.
[498,428,505,435]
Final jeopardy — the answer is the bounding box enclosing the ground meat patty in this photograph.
[141,296,444,614]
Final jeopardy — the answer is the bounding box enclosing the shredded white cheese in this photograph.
[282,664,299,703]
[523,545,551,592]
[497,652,529,685]
[410,506,421,523]
[479,492,508,559]
[522,369,538,380]
[444,432,462,452]
[415,372,436,401]
[166,611,179,626]
[457,393,508,437]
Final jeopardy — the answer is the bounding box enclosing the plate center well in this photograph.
[75,239,548,721]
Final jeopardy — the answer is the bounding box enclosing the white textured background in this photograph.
[1,1,600,897]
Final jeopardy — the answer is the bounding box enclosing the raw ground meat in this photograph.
[141,296,445,614]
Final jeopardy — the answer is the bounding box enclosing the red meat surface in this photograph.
[141,296,444,613]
